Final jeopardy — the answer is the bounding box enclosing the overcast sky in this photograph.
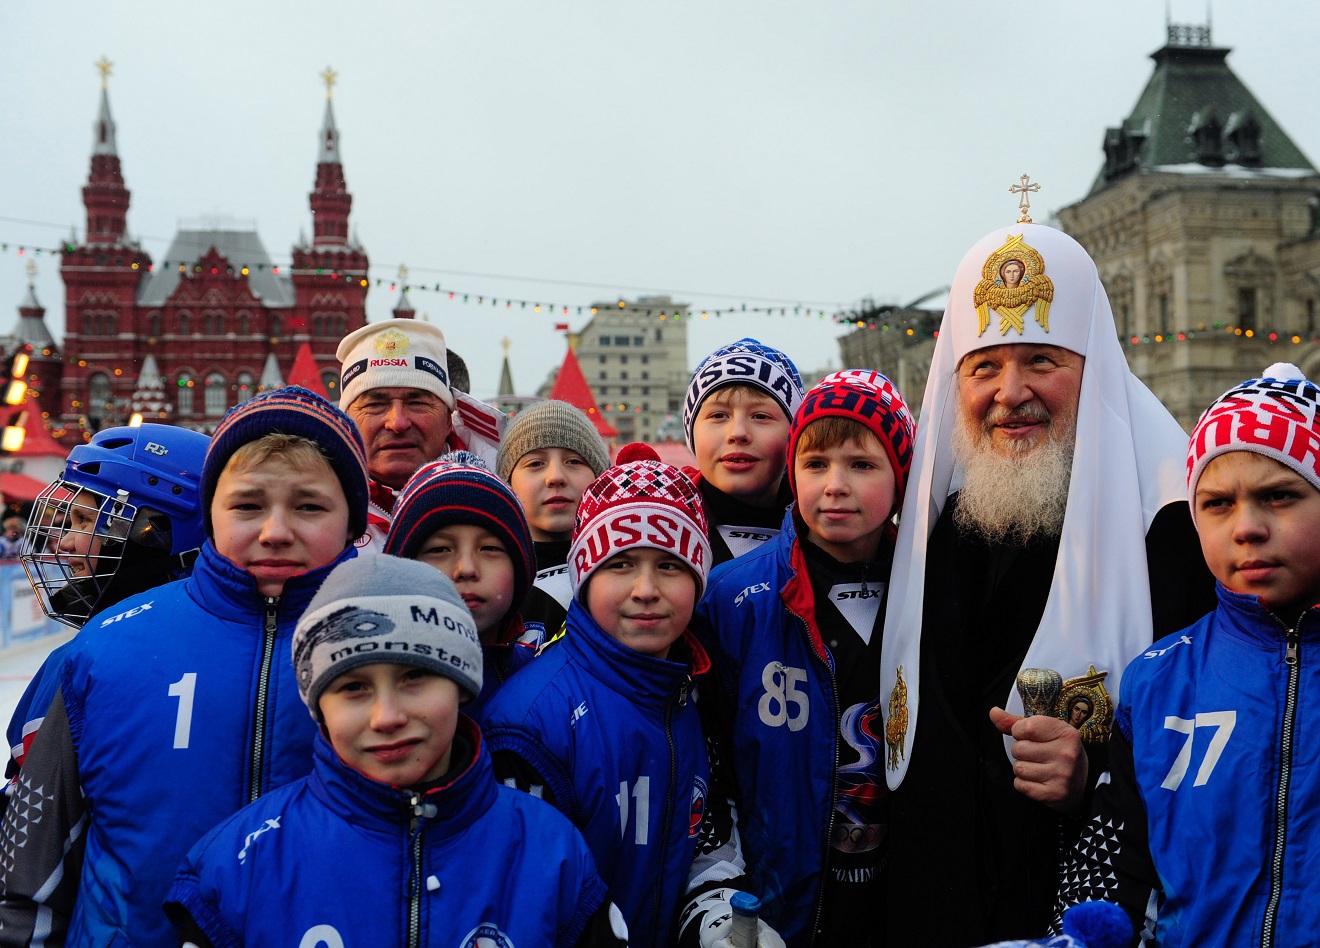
[2,1,1317,401]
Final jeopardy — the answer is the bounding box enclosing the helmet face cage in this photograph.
[21,476,137,628]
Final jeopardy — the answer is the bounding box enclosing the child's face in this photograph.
[585,548,696,661]
[794,434,896,563]
[1195,451,1320,617]
[319,664,461,787]
[56,488,109,578]
[211,454,351,597]
[414,524,515,641]
[508,448,596,542]
[692,388,790,507]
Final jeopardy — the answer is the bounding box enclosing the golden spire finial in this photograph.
[1009,173,1041,224]
[501,337,511,354]
[320,66,337,100]
[95,56,113,90]
[396,263,409,283]
[25,259,38,281]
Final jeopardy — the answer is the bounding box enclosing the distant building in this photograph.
[34,68,369,441]
[1058,23,1320,426]
[837,25,1320,428]
[540,296,689,443]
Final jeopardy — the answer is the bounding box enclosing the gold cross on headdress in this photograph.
[320,66,337,99]
[1009,174,1041,224]
[95,56,113,89]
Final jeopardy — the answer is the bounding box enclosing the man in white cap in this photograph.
[878,213,1214,944]
[337,318,458,545]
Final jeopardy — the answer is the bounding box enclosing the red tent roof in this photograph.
[548,345,618,439]
[286,342,330,399]
[0,471,50,503]
[14,395,67,459]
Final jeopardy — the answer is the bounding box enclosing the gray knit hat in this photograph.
[292,556,483,719]
[496,399,610,482]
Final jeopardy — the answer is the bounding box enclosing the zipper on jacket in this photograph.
[787,603,839,948]
[248,597,279,803]
[1262,625,1301,947]
[407,793,425,948]
[647,682,685,934]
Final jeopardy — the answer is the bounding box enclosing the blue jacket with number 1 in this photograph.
[0,541,353,948]
[694,509,842,946]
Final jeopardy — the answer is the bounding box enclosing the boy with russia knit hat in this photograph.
[696,370,915,946]
[166,555,628,948]
[0,387,368,947]
[482,445,781,948]
[685,338,805,566]
[1054,364,1320,946]
[384,451,541,713]
[496,399,611,639]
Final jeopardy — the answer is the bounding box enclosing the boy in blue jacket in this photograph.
[696,370,915,947]
[1055,363,1320,946]
[166,554,627,948]
[384,451,540,716]
[0,387,369,947]
[482,444,781,948]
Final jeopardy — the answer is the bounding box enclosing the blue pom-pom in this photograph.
[1061,901,1132,948]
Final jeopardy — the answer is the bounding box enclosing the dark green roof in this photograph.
[1090,38,1315,194]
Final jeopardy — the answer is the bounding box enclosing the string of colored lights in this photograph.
[0,239,851,322]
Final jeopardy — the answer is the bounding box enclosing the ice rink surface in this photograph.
[0,629,76,731]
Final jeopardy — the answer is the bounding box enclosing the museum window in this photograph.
[179,312,191,335]
[87,373,112,427]
[236,371,255,404]
[1237,287,1257,331]
[238,312,250,335]
[177,372,194,416]
[1158,295,1170,335]
[205,372,227,417]
[149,313,161,337]
[600,336,611,346]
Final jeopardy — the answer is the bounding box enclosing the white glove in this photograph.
[682,888,786,948]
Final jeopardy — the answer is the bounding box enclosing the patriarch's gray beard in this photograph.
[951,405,1075,545]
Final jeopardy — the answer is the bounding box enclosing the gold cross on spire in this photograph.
[1009,173,1041,224]
[25,259,37,280]
[501,337,511,354]
[396,263,409,283]
[95,56,113,89]
[320,66,337,100]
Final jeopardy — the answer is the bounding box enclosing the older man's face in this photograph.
[347,386,452,489]
[957,344,1084,457]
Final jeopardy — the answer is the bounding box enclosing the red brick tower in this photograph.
[289,67,370,403]
[58,58,151,439]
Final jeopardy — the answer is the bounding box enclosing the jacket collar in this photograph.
[562,599,707,708]
[186,542,358,618]
[309,715,498,833]
[1214,582,1320,642]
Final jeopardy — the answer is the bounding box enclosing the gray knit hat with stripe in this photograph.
[293,555,483,719]
[496,399,610,482]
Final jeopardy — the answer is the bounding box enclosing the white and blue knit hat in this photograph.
[683,337,804,451]
[293,556,483,718]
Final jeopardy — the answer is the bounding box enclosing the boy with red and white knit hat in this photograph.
[482,444,781,948]
[696,370,915,947]
[1055,363,1320,946]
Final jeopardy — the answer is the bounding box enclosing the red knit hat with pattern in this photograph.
[1188,362,1320,516]
[787,370,916,510]
[569,443,712,598]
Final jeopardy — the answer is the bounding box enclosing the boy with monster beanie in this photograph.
[482,445,782,948]
[1054,364,1320,946]
[0,387,368,947]
[497,399,611,640]
[684,338,805,566]
[385,451,540,714]
[696,370,915,947]
[166,555,627,948]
